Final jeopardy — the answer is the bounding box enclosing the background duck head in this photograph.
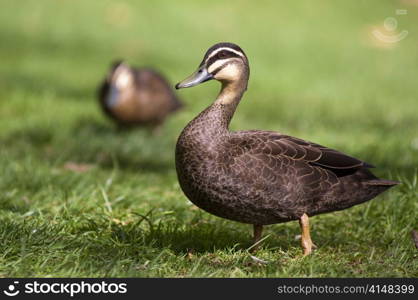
[104,61,135,108]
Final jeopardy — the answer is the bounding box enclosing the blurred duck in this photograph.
[175,42,399,255]
[98,61,182,130]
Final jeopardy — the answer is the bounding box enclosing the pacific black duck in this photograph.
[175,42,398,255]
[98,61,182,130]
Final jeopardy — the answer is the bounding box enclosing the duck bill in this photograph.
[175,67,213,89]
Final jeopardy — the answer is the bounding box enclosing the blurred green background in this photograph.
[0,0,417,277]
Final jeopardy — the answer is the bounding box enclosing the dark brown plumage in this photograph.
[175,42,399,255]
[98,61,182,129]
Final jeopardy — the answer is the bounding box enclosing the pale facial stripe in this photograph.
[207,58,231,73]
[205,47,245,63]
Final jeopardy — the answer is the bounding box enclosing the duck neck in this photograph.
[183,79,247,146]
[211,79,247,130]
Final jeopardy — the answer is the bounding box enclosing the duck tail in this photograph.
[365,179,400,186]
[355,168,400,187]
[361,178,400,198]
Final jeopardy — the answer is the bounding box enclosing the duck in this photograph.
[98,61,182,130]
[174,42,399,255]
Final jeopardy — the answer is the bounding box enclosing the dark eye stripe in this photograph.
[206,50,241,69]
[211,62,232,75]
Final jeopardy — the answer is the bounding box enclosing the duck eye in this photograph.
[218,52,227,59]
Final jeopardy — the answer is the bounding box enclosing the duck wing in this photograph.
[139,69,183,112]
[229,130,373,177]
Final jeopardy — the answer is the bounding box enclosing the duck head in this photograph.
[175,42,249,90]
[108,61,135,90]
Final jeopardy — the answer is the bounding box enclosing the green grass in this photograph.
[0,0,417,277]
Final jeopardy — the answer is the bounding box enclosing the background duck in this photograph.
[175,42,399,255]
[98,61,183,130]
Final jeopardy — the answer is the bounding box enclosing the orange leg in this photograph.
[299,213,315,256]
[251,224,263,252]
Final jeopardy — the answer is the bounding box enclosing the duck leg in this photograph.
[250,224,263,252]
[299,213,315,256]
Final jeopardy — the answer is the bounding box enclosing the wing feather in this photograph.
[229,130,373,177]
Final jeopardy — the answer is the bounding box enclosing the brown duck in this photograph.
[98,61,182,129]
[175,42,398,255]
